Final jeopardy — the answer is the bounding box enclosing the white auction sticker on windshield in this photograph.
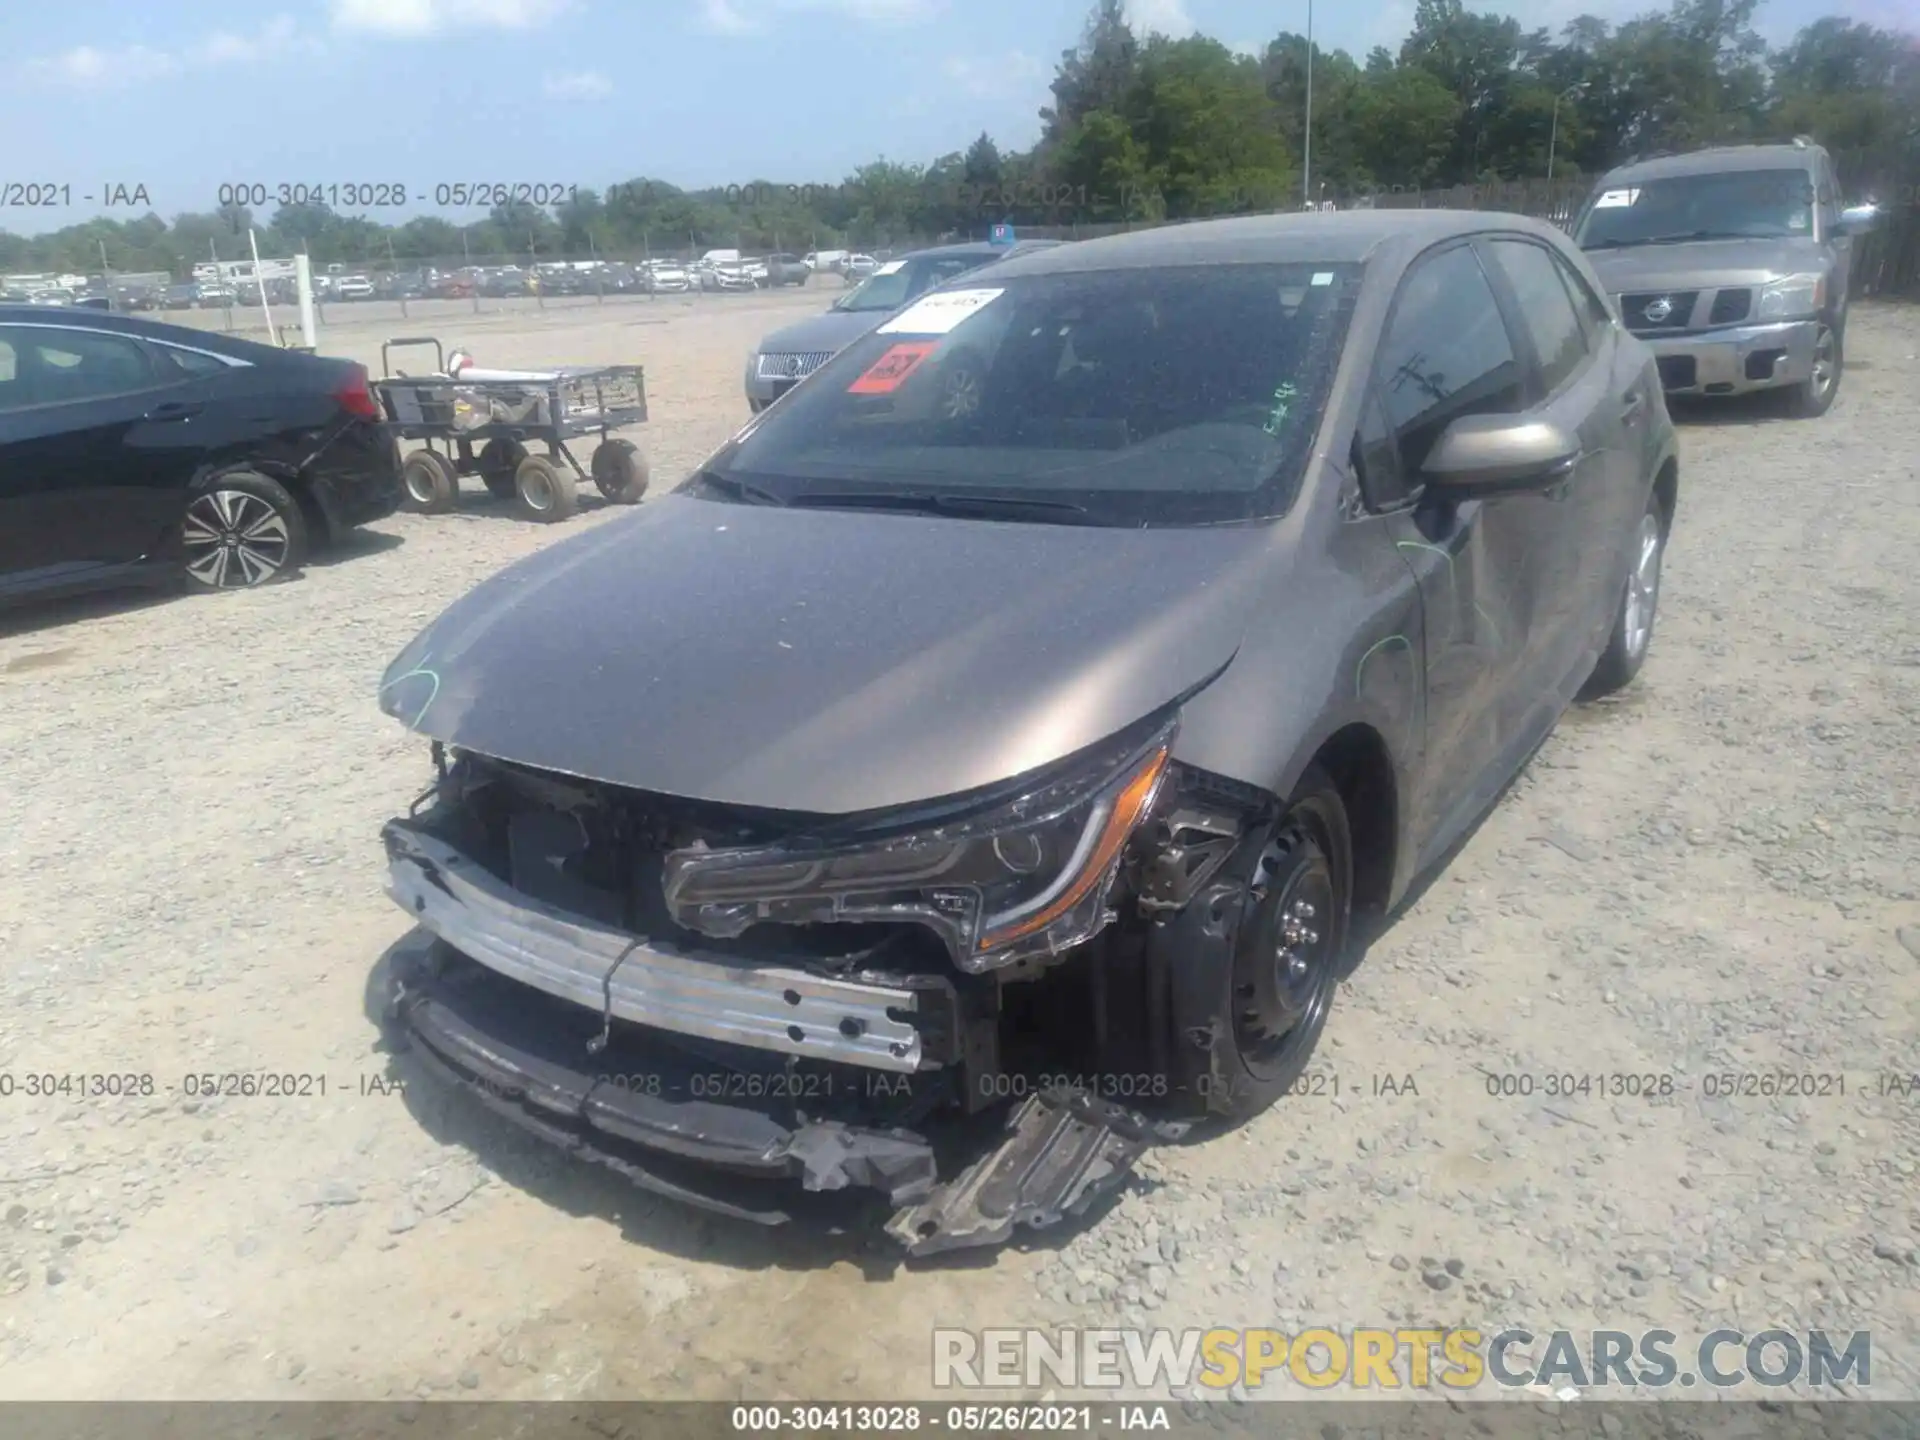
[873,259,907,276]
[1594,188,1640,208]
[877,287,1005,335]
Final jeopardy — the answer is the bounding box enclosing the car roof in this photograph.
[900,239,1067,261]
[977,209,1565,279]
[0,304,294,360]
[1599,143,1822,185]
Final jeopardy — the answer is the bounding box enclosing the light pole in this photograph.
[1302,0,1314,209]
[1547,82,1584,182]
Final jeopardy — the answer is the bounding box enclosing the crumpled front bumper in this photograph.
[1638,317,1820,397]
[379,820,1184,1254]
[384,822,936,1072]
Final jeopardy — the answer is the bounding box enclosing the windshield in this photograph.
[700,261,1361,527]
[836,255,992,313]
[1574,168,1815,247]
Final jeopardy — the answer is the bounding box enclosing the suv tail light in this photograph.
[335,364,381,419]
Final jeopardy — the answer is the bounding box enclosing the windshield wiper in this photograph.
[1640,230,1764,245]
[689,468,786,506]
[789,490,1095,523]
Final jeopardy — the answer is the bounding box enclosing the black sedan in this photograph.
[375,210,1678,1253]
[0,307,401,604]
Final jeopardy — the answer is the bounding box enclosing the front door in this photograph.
[0,324,206,587]
[1370,241,1563,859]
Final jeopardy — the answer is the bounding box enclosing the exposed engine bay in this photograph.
[380,718,1283,1255]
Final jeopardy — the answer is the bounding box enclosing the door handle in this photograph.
[144,400,203,421]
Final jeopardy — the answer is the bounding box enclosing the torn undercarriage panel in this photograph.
[384,939,1184,1255]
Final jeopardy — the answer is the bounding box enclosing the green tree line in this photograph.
[2,0,1914,279]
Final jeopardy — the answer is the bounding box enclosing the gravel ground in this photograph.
[0,293,1914,1402]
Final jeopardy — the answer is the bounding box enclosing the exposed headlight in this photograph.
[662,717,1177,972]
[1755,272,1825,321]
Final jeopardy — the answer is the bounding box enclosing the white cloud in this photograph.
[700,0,939,36]
[544,68,611,98]
[1125,0,1196,39]
[194,15,303,64]
[328,0,571,36]
[943,50,1048,99]
[697,0,764,34]
[23,16,308,89]
[1227,38,1261,58]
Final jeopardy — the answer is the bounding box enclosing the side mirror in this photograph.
[1837,203,1881,236]
[1422,415,1582,498]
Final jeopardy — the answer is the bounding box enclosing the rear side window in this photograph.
[0,338,19,411]
[153,343,232,377]
[1485,239,1591,397]
[1552,251,1616,334]
[1375,245,1524,475]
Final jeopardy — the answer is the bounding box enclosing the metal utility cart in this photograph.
[372,336,651,524]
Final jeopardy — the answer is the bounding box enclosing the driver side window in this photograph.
[1374,245,1526,477]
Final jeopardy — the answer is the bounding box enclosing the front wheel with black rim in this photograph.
[180,472,310,590]
[1787,319,1842,418]
[1578,494,1665,700]
[1177,770,1353,1123]
[399,449,457,513]
[513,453,577,523]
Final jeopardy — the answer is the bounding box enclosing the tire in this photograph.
[399,449,458,514]
[180,471,310,590]
[590,439,650,504]
[1578,492,1666,700]
[513,453,576,523]
[1179,769,1353,1123]
[1787,318,1842,418]
[477,438,528,500]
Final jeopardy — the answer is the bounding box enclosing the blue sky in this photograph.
[3,0,1900,235]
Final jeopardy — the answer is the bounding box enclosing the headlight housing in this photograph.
[1755,272,1825,322]
[662,717,1176,973]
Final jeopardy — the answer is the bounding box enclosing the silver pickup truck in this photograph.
[1569,138,1881,418]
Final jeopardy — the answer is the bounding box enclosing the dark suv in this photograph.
[1571,139,1880,417]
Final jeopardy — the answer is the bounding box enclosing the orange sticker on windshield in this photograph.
[848,341,938,394]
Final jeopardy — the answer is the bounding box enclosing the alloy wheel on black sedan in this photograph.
[180,475,309,590]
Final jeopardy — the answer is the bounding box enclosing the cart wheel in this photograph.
[591,439,650,504]
[400,449,458,514]
[514,454,577,523]
[477,438,527,500]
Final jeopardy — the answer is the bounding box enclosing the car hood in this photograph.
[378,494,1272,814]
[756,308,889,357]
[1584,236,1828,294]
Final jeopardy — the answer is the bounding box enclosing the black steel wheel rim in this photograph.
[1231,830,1339,1078]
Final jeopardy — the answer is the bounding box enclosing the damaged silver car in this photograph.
[376,210,1678,1255]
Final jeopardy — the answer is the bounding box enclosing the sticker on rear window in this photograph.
[847,341,939,394]
[1310,272,1334,286]
[878,287,1005,335]
[873,259,907,276]
[1594,188,1640,208]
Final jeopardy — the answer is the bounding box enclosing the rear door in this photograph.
[0,323,211,583]
[1478,234,1639,702]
